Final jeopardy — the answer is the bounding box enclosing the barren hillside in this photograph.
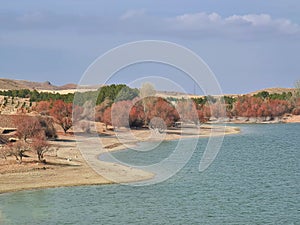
[249,87,296,95]
[0,78,78,91]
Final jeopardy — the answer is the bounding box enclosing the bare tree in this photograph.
[139,83,156,126]
[8,140,30,163]
[0,146,9,160]
[31,134,50,163]
[15,116,43,142]
[140,83,156,98]
[76,101,95,133]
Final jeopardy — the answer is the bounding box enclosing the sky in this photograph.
[0,0,300,94]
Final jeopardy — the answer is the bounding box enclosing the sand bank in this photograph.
[0,125,239,194]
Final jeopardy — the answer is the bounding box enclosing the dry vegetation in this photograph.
[0,79,299,193]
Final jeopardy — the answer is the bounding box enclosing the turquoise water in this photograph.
[0,124,299,224]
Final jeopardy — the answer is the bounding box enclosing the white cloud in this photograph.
[168,12,300,38]
[174,12,221,24]
[1,10,299,40]
[225,14,300,34]
[225,14,272,26]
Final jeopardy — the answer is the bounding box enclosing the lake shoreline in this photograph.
[1,125,240,194]
[207,114,300,124]
[2,120,300,194]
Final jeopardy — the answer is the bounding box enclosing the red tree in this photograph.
[148,97,179,127]
[50,100,73,133]
[197,105,211,122]
[15,116,43,141]
[102,107,112,128]
[31,134,50,162]
[129,102,145,127]
[292,98,300,115]
[34,100,51,116]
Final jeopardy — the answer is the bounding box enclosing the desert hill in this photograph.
[0,78,78,91]
[0,78,297,97]
[249,87,296,95]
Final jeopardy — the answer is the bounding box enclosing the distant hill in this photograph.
[0,78,79,91]
[0,78,297,97]
[249,87,296,95]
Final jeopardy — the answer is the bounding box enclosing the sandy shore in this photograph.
[284,115,300,123]
[0,125,240,194]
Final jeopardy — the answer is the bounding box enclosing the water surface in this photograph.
[0,124,299,224]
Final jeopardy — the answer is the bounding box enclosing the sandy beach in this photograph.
[0,125,240,194]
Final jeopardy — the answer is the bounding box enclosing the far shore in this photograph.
[207,114,300,124]
[0,124,240,194]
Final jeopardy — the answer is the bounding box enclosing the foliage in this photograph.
[102,107,112,127]
[0,84,139,105]
[232,96,292,118]
[176,100,199,124]
[166,97,178,102]
[7,140,30,163]
[50,100,73,133]
[0,89,74,103]
[0,89,31,98]
[254,91,269,99]
[38,117,57,139]
[139,83,156,126]
[15,116,43,141]
[34,100,52,115]
[294,80,300,98]
[292,98,300,115]
[223,96,237,107]
[129,102,145,127]
[206,95,217,104]
[95,99,112,122]
[146,97,179,127]
[197,105,211,122]
[111,100,133,128]
[31,134,50,162]
[254,91,293,100]
[192,97,207,106]
[97,97,179,129]
[96,84,139,104]
[210,102,227,118]
[73,91,98,106]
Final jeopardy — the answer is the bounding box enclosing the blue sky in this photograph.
[0,0,300,94]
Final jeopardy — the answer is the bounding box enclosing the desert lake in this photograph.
[0,124,299,224]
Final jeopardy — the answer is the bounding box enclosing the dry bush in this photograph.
[31,134,50,163]
[7,140,30,163]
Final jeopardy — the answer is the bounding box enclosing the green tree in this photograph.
[254,91,269,99]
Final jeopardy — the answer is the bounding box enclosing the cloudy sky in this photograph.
[0,0,300,94]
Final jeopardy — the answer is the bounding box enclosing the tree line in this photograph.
[2,85,300,134]
[28,87,300,132]
[0,84,139,106]
[1,84,299,164]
